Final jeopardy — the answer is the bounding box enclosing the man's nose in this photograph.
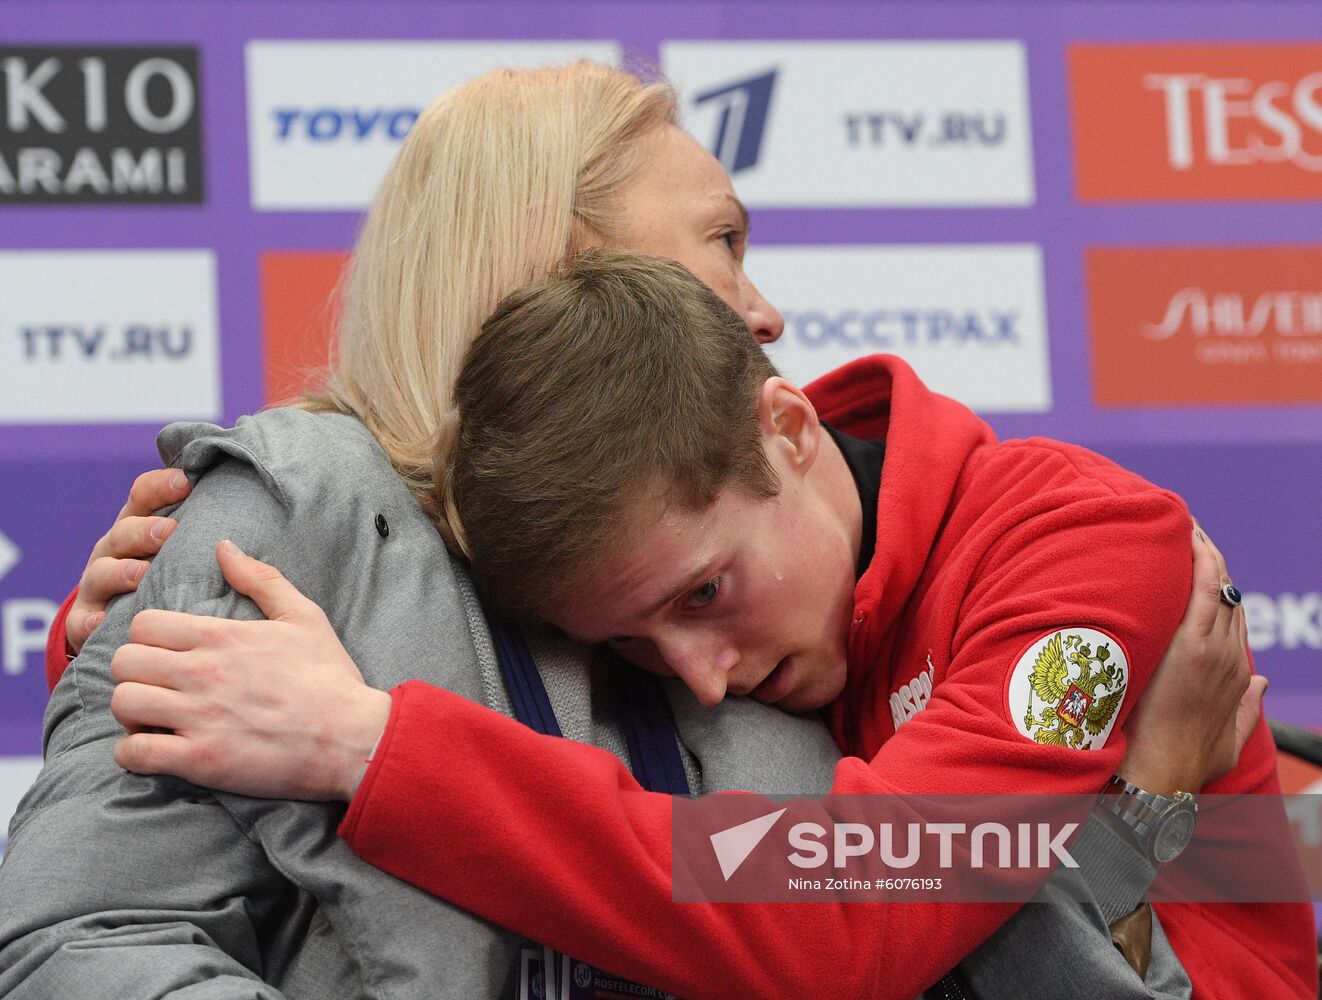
[658,635,739,708]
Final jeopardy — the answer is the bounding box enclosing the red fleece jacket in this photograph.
[48,356,1315,999]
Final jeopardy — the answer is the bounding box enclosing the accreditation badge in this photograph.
[561,957,679,1000]
[519,942,680,1000]
[517,946,547,1000]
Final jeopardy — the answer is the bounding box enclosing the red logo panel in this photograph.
[1089,246,1322,405]
[1071,44,1322,201]
[259,251,349,405]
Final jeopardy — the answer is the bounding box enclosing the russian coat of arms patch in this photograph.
[1006,627,1129,749]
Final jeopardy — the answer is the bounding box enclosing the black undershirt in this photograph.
[822,423,886,580]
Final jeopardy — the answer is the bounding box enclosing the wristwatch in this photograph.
[1099,775,1198,864]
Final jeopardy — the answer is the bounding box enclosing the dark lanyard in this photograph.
[485,613,691,796]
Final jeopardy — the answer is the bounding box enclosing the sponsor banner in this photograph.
[751,244,1050,413]
[0,757,42,858]
[1098,442,1321,703]
[246,40,619,210]
[661,41,1034,206]
[0,522,56,750]
[0,46,202,203]
[1245,590,1322,655]
[1088,246,1322,406]
[0,457,164,758]
[262,247,1052,414]
[0,250,220,424]
[260,251,347,404]
[259,244,1052,413]
[1071,44,1322,201]
[673,793,1309,903]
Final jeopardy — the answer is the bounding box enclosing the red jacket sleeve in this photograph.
[341,681,1013,1000]
[45,586,78,692]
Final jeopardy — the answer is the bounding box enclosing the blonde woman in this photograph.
[14,62,1288,1000]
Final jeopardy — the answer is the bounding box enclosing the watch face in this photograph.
[1152,808,1197,864]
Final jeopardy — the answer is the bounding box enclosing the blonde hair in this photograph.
[304,61,677,536]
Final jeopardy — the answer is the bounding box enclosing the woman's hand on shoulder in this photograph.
[68,468,193,654]
[110,540,392,802]
[1118,522,1264,795]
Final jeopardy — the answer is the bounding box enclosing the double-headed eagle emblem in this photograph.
[1023,631,1127,748]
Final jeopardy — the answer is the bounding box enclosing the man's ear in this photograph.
[756,377,821,474]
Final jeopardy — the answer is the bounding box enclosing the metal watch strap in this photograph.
[1099,775,1196,864]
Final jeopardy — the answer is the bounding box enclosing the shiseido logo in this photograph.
[691,68,777,174]
[1089,246,1322,402]
[1143,287,1322,365]
[1145,72,1322,172]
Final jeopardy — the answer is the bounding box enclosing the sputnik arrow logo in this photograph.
[0,530,18,583]
[709,807,786,881]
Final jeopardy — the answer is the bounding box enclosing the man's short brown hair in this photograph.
[444,248,779,622]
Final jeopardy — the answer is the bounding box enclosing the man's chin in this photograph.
[748,657,796,705]
[772,662,847,716]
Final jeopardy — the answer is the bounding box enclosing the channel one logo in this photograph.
[0,47,203,203]
[1071,44,1322,201]
[1088,247,1322,405]
[0,250,220,423]
[749,244,1051,413]
[246,40,619,210]
[661,41,1035,207]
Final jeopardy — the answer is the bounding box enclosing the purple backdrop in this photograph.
[2,1,1319,785]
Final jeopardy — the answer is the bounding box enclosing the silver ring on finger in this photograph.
[1220,583,1243,607]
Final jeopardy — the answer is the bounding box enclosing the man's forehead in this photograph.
[553,507,721,637]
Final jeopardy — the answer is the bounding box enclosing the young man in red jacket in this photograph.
[102,250,1313,998]
[398,249,1308,998]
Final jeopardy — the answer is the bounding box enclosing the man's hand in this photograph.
[1118,523,1262,795]
[111,540,392,802]
[68,468,193,653]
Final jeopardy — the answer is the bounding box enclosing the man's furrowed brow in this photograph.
[641,560,717,619]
